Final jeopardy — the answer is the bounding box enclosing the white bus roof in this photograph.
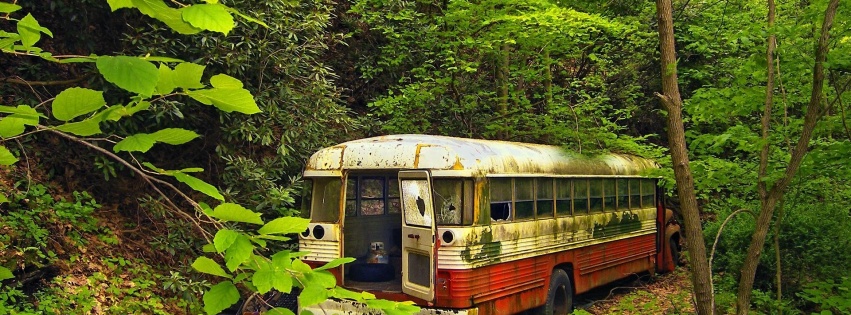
[304,134,658,177]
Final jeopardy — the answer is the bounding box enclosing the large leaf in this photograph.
[181,4,234,35]
[209,74,242,89]
[156,64,176,95]
[130,0,168,18]
[0,266,12,281]
[187,88,260,114]
[298,284,329,308]
[106,0,133,11]
[0,105,39,137]
[52,88,106,121]
[258,217,310,235]
[191,257,230,278]
[0,3,22,13]
[173,172,224,201]
[213,229,240,253]
[96,56,159,96]
[113,133,156,153]
[156,7,203,35]
[150,128,199,145]
[252,261,293,294]
[203,281,240,315]
[0,146,17,165]
[172,62,206,90]
[314,257,355,272]
[223,234,253,272]
[209,203,263,225]
[17,13,52,48]
[55,119,102,136]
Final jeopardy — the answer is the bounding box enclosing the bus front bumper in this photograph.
[301,299,478,315]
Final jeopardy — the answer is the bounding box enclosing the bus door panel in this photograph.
[398,170,436,301]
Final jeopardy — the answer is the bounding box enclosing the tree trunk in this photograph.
[654,1,715,314]
[735,1,840,313]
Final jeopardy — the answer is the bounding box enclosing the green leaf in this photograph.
[150,128,199,145]
[210,74,242,89]
[202,243,216,253]
[305,270,337,289]
[52,88,106,121]
[0,106,38,137]
[298,285,328,308]
[0,35,19,50]
[0,266,12,281]
[0,3,22,13]
[130,0,168,18]
[172,62,206,90]
[96,56,159,96]
[191,257,230,278]
[187,88,260,114]
[314,258,354,271]
[224,234,253,272]
[17,14,52,48]
[157,7,203,35]
[203,281,240,315]
[209,203,263,225]
[0,146,17,165]
[174,172,224,201]
[156,64,176,95]
[213,229,240,253]
[55,119,102,136]
[113,134,156,153]
[266,308,295,315]
[252,260,293,294]
[182,4,234,35]
[106,0,133,11]
[258,217,310,235]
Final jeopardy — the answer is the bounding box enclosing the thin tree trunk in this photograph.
[654,1,715,314]
[735,1,840,313]
[773,202,785,315]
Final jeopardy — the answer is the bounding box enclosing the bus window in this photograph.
[629,179,641,209]
[360,178,386,215]
[589,179,603,213]
[573,179,588,214]
[310,177,341,222]
[401,179,432,227]
[300,178,313,219]
[345,178,357,217]
[641,179,656,208]
[537,178,554,218]
[603,179,617,211]
[434,179,463,225]
[556,178,572,216]
[388,178,401,213]
[490,178,512,221]
[617,179,629,210]
[515,178,535,220]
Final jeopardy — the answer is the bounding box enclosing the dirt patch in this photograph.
[580,268,695,315]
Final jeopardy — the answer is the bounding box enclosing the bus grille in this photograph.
[300,239,340,262]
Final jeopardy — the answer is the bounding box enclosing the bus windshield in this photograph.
[306,177,341,222]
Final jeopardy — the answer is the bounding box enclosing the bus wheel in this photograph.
[670,236,681,266]
[536,269,573,315]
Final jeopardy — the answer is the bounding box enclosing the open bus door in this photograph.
[398,170,437,302]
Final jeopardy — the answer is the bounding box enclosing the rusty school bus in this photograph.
[298,134,681,315]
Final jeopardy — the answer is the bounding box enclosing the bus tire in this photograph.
[536,269,573,315]
[670,236,682,267]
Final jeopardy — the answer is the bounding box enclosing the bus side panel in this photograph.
[435,255,551,313]
[571,234,656,294]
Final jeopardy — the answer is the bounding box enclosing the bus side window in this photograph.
[617,179,629,210]
[360,178,386,215]
[514,178,535,220]
[556,178,572,216]
[641,179,656,208]
[490,178,512,221]
[573,179,589,214]
[433,179,463,225]
[345,177,357,217]
[589,179,604,213]
[537,178,554,218]
[388,178,401,213]
[629,179,641,209]
[300,178,313,219]
[603,179,617,211]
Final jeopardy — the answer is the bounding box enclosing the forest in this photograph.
[0,0,849,314]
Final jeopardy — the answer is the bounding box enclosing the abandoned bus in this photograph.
[298,134,680,315]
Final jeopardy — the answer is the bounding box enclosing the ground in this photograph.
[578,268,695,315]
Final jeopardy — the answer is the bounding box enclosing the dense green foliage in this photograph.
[1,0,850,314]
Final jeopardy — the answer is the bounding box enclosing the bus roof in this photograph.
[304,134,658,177]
